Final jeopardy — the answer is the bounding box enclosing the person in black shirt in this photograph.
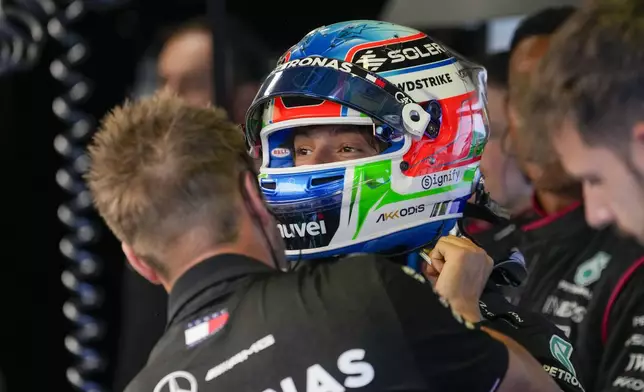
[93,22,580,391]
[465,51,533,238]
[244,19,583,392]
[477,51,532,217]
[526,1,644,248]
[471,5,644,392]
[113,18,264,391]
[85,89,569,392]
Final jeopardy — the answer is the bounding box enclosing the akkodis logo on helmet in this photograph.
[377,204,425,223]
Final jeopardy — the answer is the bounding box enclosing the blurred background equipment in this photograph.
[381,0,579,27]
[0,0,584,391]
[50,1,113,391]
[0,0,51,75]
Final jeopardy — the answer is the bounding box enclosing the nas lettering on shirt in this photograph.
[262,348,375,392]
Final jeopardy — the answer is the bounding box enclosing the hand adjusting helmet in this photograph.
[245,20,491,261]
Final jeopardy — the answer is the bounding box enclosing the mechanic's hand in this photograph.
[422,235,493,323]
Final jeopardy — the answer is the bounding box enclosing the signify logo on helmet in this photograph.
[376,204,425,223]
[277,221,327,239]
[421,168,462,190]
[352,37,450,73]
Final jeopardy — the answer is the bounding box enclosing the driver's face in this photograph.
[293,125,380,166]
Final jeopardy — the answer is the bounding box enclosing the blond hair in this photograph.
[86,93,252,271]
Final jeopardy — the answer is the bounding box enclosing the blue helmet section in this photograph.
[283,21,420,64]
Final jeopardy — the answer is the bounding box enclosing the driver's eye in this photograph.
[295,147,312,156]
[340,146,357,153]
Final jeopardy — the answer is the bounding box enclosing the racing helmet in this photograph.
[245,20,489,261]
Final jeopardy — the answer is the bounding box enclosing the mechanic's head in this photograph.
[86,93,286,291]
[157,18,213,107]
[477,52,532,211]
[507,6,581,197]
[526,0,644,243]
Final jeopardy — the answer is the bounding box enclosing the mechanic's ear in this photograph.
[122,243,162,285]
[633,123,644,147]
[242,171,273,226]
[633,123,644,173]
[507,103,521,137]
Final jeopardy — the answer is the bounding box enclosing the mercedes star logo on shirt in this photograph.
[153,371,198,392]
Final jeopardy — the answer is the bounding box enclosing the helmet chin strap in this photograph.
[412,178,528,288]
[462,191,511,226]
[464,173,511,225]
[453,182,527,288]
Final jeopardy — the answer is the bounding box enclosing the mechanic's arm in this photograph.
[426,236,586,390]
[483,327,565,392]
[376,255,561,391]
[592,266,644,392]
[428,236,563,391]
[478,288,585,392]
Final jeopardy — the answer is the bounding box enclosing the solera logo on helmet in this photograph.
[376,204,425,223]
[277,221,328,238]
[271,148,291,158]
[421,168,462,190]
[352,38,449,72]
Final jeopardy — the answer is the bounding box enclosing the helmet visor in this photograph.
[245,58,419,146]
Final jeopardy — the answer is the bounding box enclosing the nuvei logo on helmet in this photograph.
[277,221,327,239]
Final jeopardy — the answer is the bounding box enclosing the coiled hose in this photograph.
[50,1,106,391]
[0,0,54,75]
[50,0,132,389]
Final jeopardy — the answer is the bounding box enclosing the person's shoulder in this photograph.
[311,253,426,284]
[293,254,390,289]
[594,231,644,275]
[122,325,203,392]
[124,363,196,392]
[603,233,644,280]
[122,367,155,392]
[281,254,426,305]
[580,232,644,319]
